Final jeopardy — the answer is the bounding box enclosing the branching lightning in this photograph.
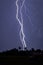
[24,5,33,26]
[16,0,27,50]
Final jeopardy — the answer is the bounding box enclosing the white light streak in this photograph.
[16,0,27,50]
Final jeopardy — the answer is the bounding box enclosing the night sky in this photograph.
[0,0,43,52]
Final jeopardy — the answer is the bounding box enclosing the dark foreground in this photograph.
[0,48,43,65]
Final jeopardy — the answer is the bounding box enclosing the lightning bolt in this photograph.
[16,0,27,50]
[24,5,33,26]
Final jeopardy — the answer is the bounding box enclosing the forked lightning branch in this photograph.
[16,0,27,50]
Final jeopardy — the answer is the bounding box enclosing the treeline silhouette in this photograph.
[0,48,43,64]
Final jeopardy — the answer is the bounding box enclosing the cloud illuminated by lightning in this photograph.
[16,0,27,50]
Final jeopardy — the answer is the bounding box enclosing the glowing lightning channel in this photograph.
[16,0,27,50]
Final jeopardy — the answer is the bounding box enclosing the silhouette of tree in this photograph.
[24,47,27,51]
[36,49,41,53]
[18,46,21,50]
[31,48,35,52]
